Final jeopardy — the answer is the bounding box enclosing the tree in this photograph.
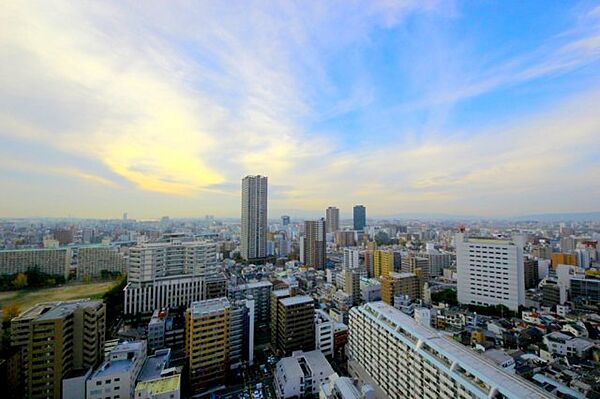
[2,304,21,322]
[12,273,28,289]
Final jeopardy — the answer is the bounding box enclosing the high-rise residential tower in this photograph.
[353,205,366,231]
[303,218,326,269]
[325,206,340,234]
[241,175,268,260]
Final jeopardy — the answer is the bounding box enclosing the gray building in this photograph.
[303,219,326,269]
[241,175,268,260]
[353,205,366,231]
[229,280,273,335]
[326,206,340,234]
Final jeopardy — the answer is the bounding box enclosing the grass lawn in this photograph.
[0,280,120,310]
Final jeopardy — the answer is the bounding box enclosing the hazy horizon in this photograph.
[2,1,600,218]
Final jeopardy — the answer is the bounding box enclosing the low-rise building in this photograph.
[87,341,147,399]
[274,350,335,399]
[543,332,594,358]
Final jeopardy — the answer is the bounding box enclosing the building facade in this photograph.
[381,272,420,305]
[0,248,70,278]
[455,233,525,311]
[352,205,366,231]
[77,245,127,280]
[229,280,273,337]
[271,292,315,356]
[87,341,147,399]
[241,175,268,260]
[185,298,231,393]
[124,240,219,314]
[303,219,326,269]
[325,206,340,234]
[11,300,106,399]
[348,302,553,399]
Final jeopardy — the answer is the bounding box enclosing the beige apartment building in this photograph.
[11,300,106,399]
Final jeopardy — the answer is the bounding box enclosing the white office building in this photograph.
[87,341,147,399]
[274,350,335,399]
[241,175,268,260]
[455,233,525,311]
[315,310,335,356]
[348,302,553,399]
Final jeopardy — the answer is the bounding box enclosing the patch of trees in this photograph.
[103,276,127,329]
[0,267,66,291]
[431,288,458,306]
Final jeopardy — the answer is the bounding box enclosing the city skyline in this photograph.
[2,1,600,219]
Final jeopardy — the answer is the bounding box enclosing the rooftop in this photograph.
[138,349,171,382]
[14,300,102,322]
[189,297,230,317]
[388,272,417,279]
[91,359,133,378]
[135,374,181,395]
[358,302,553,399]
[234,280,273,290]
[280,295,313,307]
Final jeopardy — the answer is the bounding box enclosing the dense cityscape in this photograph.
[0,175,599,398]
[3,1,600,398]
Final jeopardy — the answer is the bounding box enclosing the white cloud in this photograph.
[0,1,598,218]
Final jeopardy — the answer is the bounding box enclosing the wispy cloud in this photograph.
[0,1,599,218]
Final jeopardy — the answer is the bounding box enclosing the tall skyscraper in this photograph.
[353,205,366,231]
[455,232,525,311]
[241,175,268,260]
[325,206,340,233]
[303,218,326,269]
[281,215,290,226]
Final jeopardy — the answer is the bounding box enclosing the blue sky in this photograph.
[1,1,599,218]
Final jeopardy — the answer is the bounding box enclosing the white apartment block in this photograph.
[241,175,268,260]
[124,240,218,314]
[455,233,525,311]
[274,350,335,399]
[87,341,147,399]
[343,248,360,270]
[0,247,70,278]
[348,302,553,399]
[128,241,218,285]
[315,310,334,356]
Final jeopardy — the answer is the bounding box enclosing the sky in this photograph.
[1,1,600,219]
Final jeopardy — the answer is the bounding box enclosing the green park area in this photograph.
[0,280,120,312]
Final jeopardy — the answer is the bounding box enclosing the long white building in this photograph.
[241,175,268,260]
[0,247,70,278]
[455,233,525,311]
[348,302,553,399]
